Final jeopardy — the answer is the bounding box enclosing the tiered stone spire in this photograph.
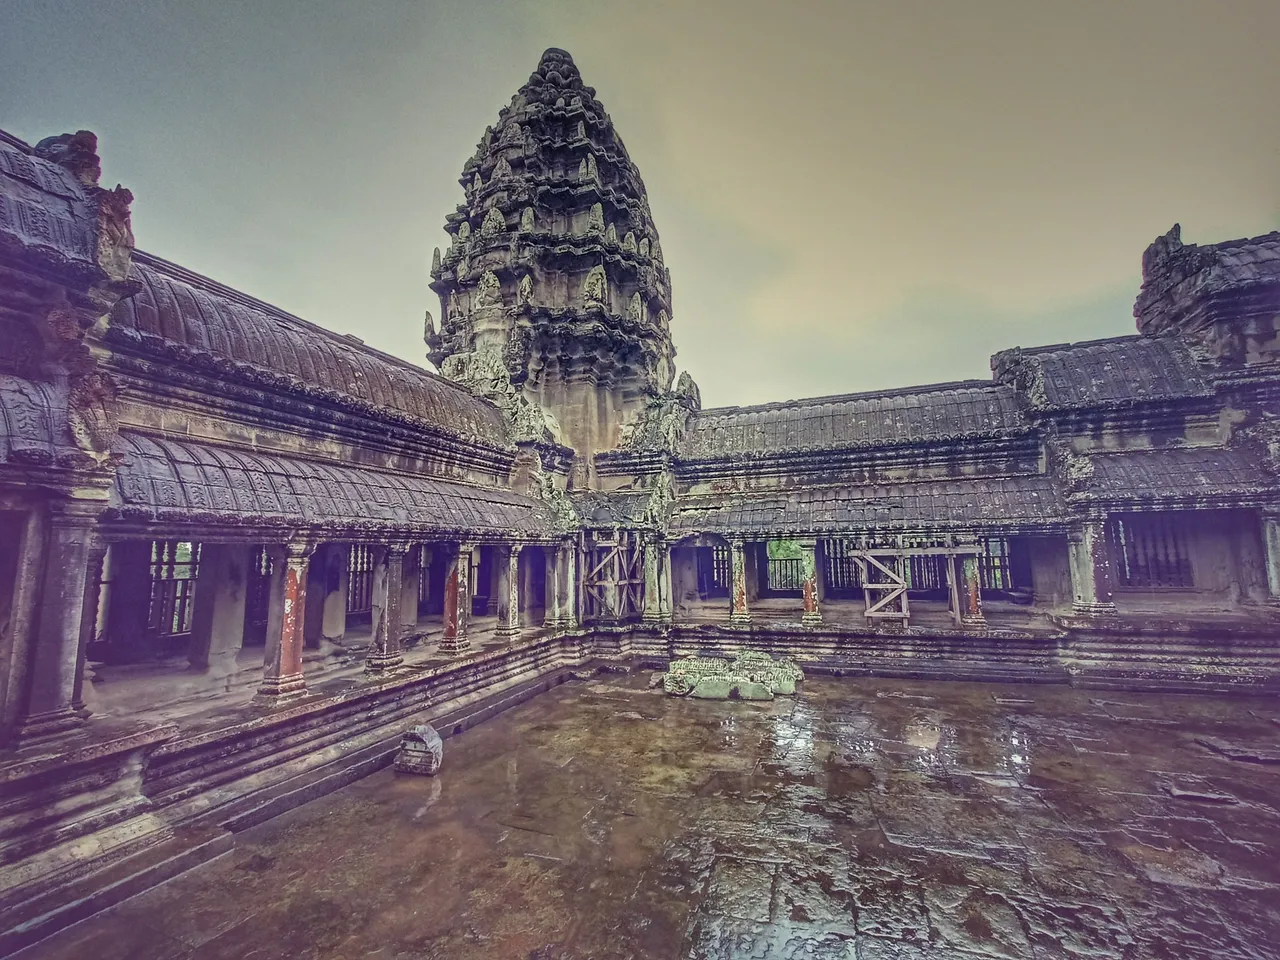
[427,48,677,486]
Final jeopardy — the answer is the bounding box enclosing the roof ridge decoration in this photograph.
[427,48,687,487]
[1134,223,1280,366]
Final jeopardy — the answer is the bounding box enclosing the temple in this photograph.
[2,48,1279,950]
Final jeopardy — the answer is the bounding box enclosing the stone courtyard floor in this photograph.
[24,673,1280,959]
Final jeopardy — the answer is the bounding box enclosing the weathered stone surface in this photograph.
[394,723,443,776]
[662,652,804,700]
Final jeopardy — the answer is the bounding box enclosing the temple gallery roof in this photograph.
[1135,224,1280,336]
[682,381,1027,459]
[1077,446,1275,507]
[669,475,1063,537]
[109,253,508,444]
[993,335,1213,412]
[0,131,97,271]
[0,373,80,469]
[109,433,553,537]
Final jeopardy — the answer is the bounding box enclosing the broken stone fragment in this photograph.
[661,652,803,699]
[395,723,443,776]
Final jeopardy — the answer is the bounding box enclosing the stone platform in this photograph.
[20,672,1280,959]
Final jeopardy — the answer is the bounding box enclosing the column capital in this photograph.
[280,539,318,562]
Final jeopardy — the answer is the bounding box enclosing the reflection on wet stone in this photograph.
[26,674,1280,960]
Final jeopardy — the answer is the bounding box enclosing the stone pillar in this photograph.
[799,538,822,625]
[188,543,250,677]
[561,540,579,629]
[256,541,314,706]
[18,499,102,742]
[641,536,669,623]
[366,544,407,671]
[519,548,539,626]
[440,542,473,654]
[1262,513,1280,605]
[543,547,563,628]
[959,554,987,626]
[485,548,501,615]
[729,539,751,624]
[1068,519,1117,616]
[321,543,349,643]
[399,546,421,642]
[496,544,521,639]
[72,534,108,714]
[945,554,961,625]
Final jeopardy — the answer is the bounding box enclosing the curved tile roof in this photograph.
[110,433,551,537]
[109,253,507,443]
[0,373,77,466]
[1011,336,1211,410]
[1078,447,1273,505]
[683,381,1026,459]
[0,132,96,270]
[669,475,1062,536]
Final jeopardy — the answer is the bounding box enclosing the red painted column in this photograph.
[729,539,751,624]
[800,538,822,625]
[440,542,473,654]
[960,554,987,626]
[256,541,314,706]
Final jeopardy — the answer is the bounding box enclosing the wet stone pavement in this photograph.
[27,673,1280,959]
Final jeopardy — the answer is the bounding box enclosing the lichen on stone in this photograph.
[660,651,804,700]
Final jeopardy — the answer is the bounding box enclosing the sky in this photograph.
[2,0,1277,408]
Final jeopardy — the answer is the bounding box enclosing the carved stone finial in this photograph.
[587,153,599,182]
[622,231,637,254]
[482,206,506,236]
[587,202,605,235]
[431,247,442,277]
[457,220,471,242]
[576,120,586,139]
[517,274,534,305]
[34,130,101,186]
[67,369,119,461]
[583,265,607,305]
[423,310,435,340]
[1141,223,1184,280]
[627,292,644,323]
[472,172,483,191]
[578,156,589,180]
[520,207,535,232]
[473,270,503,309]
[676,370,701,411]
[657,309,670,331]
[639,237,650,257]
[605,222,618,244]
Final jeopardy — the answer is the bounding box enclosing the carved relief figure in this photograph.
[583,265,608,305]
[473,270,503,309]
[68,371,119,460]
[627,292,644,323]
[482,207,506,236]
[493,156,513,180]
[517,274,534,305]
[605,223,617,244]
[587,202,605,234]
[520,207,535,232]
[622,232,637,254]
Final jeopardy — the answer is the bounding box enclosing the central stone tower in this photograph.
[427,48,677,487]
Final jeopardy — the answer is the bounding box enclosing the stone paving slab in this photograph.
[18,674,1280,959]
